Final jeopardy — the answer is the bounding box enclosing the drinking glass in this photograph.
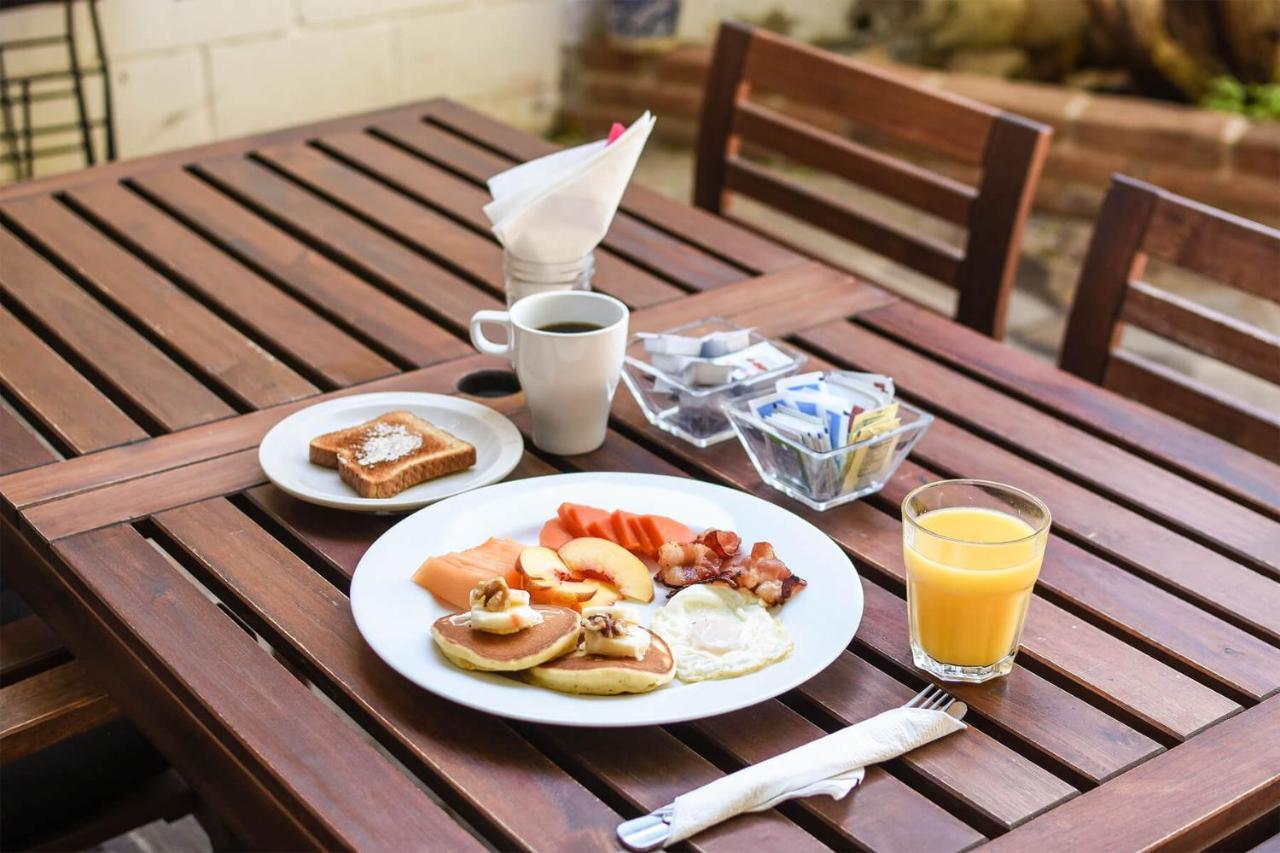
[901,479,1051,683]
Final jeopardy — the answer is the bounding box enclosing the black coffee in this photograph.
[538,321,604,334]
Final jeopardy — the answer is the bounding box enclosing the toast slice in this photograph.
[309,411,476,498]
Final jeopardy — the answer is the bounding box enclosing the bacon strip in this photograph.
[655,530,806,606]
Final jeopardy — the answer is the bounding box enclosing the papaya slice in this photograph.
[539,518,574,549]
[639,515,694,553]
[610,510,643,552]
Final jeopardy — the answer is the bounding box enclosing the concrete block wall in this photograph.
[1,0,565,181]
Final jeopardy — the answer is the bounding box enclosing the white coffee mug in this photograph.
[470,290,629,455]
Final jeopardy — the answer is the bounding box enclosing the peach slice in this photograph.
[579,578,621,609]
[558,537,654,603]
[528,579,597,609]
[517,546,572,590]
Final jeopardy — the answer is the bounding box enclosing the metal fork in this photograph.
[616,684,966,851]
[905,682,966,717]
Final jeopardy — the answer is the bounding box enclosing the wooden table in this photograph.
[2,100,1278,852]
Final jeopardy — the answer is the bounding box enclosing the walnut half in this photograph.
[584,612,626,638]
[470,577,510,612]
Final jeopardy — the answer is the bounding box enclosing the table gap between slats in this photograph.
[853,302,1280,521]
[418,101,808,276]
[0,197,317,412]
[144,494,845,853]
[57,185,396,391]
[370,116,754,291]
[225,465,1021,842]
[795,320,1280,580]
[305,132,692,306]
[527,420,1164,789]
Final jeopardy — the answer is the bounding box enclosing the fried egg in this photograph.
[649,585,793,682]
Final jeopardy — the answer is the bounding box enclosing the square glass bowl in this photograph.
[724,397,934,510]
[620,318,806,447]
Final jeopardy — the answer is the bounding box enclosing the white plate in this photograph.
[258,392,524,513]
[350,472,863,726]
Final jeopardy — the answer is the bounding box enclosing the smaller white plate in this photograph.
[258,392,524,513]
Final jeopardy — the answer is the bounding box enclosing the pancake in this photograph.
[432,605,581,672]
[525,629,676,694]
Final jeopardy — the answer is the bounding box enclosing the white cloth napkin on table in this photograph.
[482,112,656,264]
[667,707,966,844]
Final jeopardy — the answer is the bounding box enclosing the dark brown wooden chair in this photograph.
[693,21,1052,338]
[1061,174,1280,461]
[0,409,194,849]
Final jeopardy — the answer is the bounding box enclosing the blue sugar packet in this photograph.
[749,391,789,419]
[776,371,826,395]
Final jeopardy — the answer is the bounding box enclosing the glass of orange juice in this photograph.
[902,479,1051,683]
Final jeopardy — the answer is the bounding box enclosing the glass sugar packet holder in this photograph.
[621,318,806,448]
[725,396,934,510]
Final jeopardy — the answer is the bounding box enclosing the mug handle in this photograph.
[470,310,512,358]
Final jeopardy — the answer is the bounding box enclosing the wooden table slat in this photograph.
[986,695,1280,851]
[1,195,317,409]
[857,300,1280,518]
[0,228,235,431]
[65,181,397,389]
[420,100,810,274]
[243,463,989,849]
[878,460,1280,704]
[0,354,507,518]
[314,130,691,306]
[0,407,59,476]
[150,496,625,853]
[0,308,147,456]
[527,412,1158,788]
[160,489,831,852]
[195,156,501,333]
[49,522,480,850]
[3,98,1278,849]
[799,320,1280,577]
[376,116,752,291]
[129,168,468,368]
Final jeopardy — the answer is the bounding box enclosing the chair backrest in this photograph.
[693,22,1051,338]
[1061,174,1280,461]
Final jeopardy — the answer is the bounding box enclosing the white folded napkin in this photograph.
[483,112,656,264]
[668,707,965,844]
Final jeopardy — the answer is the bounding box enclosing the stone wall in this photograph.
[1,0,567,182]
[561,42,1280,226]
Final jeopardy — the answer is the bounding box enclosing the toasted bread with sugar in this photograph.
[309,411,476,498]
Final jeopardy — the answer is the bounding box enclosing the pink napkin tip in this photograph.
[606,122,626,145]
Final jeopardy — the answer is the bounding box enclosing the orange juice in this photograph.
[904,507,1043,666]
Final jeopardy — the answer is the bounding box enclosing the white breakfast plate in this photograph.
[258,392,524,513]
[350,472,863,726]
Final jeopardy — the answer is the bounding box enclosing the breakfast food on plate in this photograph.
[310,411,476,498]
[517,538,652,609]
[558,538,654,603]
[526,606,676,694]
[416,505,804,696]
[431,579,581,671]
[650,585,793,682]
[656,529,806,606]
[413,537,524,608]
[550,503,693,558]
